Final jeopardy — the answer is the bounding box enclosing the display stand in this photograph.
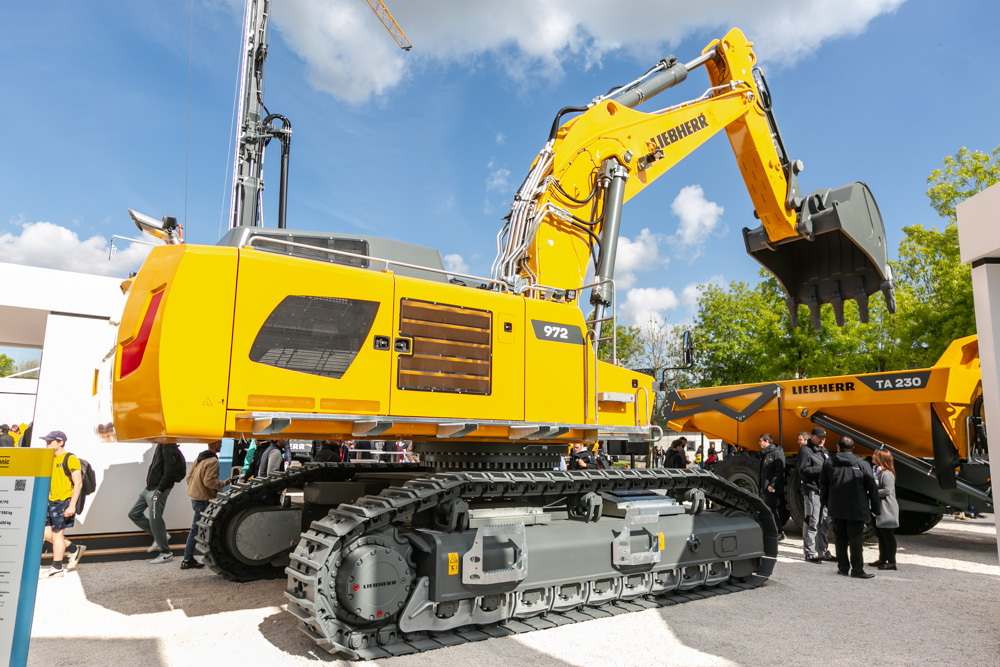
[0,449,53,667]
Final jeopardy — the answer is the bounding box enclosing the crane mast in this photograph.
[229,0,291,230]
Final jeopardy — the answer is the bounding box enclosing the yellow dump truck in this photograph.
[665,336,991,534]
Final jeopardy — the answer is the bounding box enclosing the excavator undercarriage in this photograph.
[195,464,775,659]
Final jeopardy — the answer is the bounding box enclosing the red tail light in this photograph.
[120,290,164,379]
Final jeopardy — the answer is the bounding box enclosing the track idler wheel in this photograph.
[332,529,416,625]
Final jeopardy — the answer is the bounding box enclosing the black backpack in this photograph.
[171,447,187,483]
[242,442,267,481]
[61,453,97,513]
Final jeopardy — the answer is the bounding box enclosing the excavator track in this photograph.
[195,462,425,581]
[285,467,778,659]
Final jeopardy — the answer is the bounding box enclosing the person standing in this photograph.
[821,436,880,579]
[870,449,900,570]
[569,443,595,469]
[257,439,288,477]
[0,424,14,448]
[314,440,350,463]
[798,428,833,563]
[40,431,86,578]
[815,433,835,561]
[758,434,785,540]
[128,443,186,564]
[665,439,687,468]
[181,441,228,570]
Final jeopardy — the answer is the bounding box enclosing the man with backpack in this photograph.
[40,430,86,578]
[128,443,186,564]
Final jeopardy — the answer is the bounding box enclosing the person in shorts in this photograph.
[41,430,86,578]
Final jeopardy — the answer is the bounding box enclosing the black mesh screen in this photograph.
[259,236,369,268]
[249,296,379,379]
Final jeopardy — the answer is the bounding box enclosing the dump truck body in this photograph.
[666,336,991,533]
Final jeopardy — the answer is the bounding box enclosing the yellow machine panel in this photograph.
[524,299,591,425]
[228,248,396,417]
[389,275,525,421]
[595,361,654,428]
[113,245,237,442]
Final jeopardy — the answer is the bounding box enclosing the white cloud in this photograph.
[485,165,511,193]
[0,221,153,277]
[443,253,469,275]
[620,286,679,327]
[438,196,456,212]
[614,228,667,290]
[270,0,905,103]
[671,185,724,249]
[496,132,506,145]
[681,275,725,311]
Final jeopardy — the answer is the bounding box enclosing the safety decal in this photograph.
[448,552,459,575]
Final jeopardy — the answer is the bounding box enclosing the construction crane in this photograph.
[364,0,412,50]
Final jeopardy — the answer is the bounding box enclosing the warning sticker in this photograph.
[658,533,664,552]
[448,552,459,575]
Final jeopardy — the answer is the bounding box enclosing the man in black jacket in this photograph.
[758,434,785,540]
[665,439,687,469]
[128,443,186,564]
[821,436,879,578]
[798,428,834,563]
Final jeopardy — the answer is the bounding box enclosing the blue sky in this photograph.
[2,0,998,335]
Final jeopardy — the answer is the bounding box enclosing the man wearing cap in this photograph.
[0,425,14,448]
[40,431,86,578]
[798,428,834,563]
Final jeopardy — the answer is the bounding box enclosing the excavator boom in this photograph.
[493,28,894,329]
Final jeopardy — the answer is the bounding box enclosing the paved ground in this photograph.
[29,515,1000,666]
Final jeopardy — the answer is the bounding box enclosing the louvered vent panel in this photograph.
[397,299,491,395]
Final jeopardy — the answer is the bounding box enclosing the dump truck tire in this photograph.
[896,510,944,535]
[713,454,761,496]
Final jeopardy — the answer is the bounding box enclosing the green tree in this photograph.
[926,146,1000,222]
[691,272,902,386]
[586,309,642,367]
[891,223,975,367]
[0,355,14,377]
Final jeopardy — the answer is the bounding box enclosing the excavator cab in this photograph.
[743,181,895,329]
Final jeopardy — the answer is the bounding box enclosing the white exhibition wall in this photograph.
[0,261,208,536]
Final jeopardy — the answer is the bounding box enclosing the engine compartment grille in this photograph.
[397,299,491,395]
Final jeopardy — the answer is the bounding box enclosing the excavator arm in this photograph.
[492,28,895,329]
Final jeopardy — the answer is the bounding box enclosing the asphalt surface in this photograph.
[29,515,1000,666]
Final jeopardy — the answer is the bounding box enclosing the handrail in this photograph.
[635,386,650,426]
[245,236,511,292]
[584,328,597,425]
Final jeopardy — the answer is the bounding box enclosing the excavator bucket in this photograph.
[742,182,895,329]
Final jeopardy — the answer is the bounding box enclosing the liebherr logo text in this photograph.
[649,113,709,149]
[363,580,398,589]
[790,381,855,395]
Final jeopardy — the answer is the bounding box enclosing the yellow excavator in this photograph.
[104,29,895,659]
[666,335,992,534]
